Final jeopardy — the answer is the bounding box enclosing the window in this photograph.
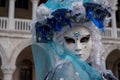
[118,63,120,80]
[118,0,120,6]
[20,67,32,80]
[116,0,120,28]
[19,60,33,80]
[116,10,120,22]
[0,0,6,7]
[15,0,28,9]
[38,0,47,6]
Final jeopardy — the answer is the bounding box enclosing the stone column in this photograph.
[111,10,117,38]
[8,0,15,30]
[32,0,39,19]
[111,1,118,38]
[1,66,16,80]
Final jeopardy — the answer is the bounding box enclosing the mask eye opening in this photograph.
[80,35,90,43]
[64,37,75,44]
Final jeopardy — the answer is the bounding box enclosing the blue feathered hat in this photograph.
[33,0,111,42]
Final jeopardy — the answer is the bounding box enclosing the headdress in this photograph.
[31,0,111,43]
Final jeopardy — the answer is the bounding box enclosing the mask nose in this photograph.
[75,49,81,52]
[75,41,82,54]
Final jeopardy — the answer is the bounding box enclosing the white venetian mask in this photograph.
[63,26,93,60]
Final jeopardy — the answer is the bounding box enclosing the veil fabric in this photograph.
[31,43,55,80]
[31,40,102,80]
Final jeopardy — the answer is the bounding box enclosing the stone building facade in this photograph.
[0,0,120,80]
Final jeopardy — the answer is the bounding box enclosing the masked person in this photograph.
[31,0,117,80]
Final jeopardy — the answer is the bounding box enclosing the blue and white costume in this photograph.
[31,0,117,80]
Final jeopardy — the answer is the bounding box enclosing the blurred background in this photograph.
[0,0,120,80]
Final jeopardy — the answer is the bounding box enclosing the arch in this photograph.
[0,44,8,67]
[10,39,32,66]
[103,44,120,60]
[106,49,120,78]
